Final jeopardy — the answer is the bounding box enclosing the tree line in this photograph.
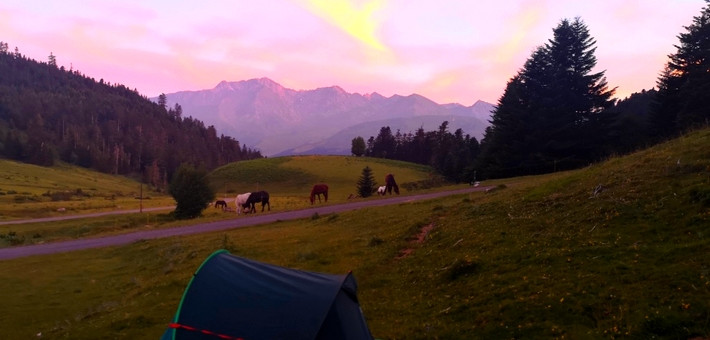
[356,4,710,181]
[0,45,262,190]
[351,122,480,183]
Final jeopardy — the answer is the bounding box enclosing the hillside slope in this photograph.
[0,130,708,339]
[360,128,710,338]
[0,159,171,220]
[0,51,261,182]
[208,155,436,200]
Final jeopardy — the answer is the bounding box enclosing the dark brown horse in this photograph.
[242,191,270,213]
[310,184,329,204]
[214,200,228,210]
[385,174,399,195]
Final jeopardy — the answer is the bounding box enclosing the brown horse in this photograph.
[385,174,399,195]
[214,200,228,210]
[310,184,329,204]
[242,191,270,214]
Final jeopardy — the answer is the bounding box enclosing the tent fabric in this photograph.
[161,250,373,340]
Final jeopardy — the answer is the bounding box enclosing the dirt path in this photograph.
[0,186,492,260]
[0,206,175,226]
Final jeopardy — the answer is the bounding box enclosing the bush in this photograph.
[168,164,215,219]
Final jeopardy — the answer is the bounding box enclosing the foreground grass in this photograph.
[0,130,709,338]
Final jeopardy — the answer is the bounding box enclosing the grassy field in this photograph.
[0,156,446,248]
[0,160,173,221]
[208,155,438,201]
[0,130,709,339]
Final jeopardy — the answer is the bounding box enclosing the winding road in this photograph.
[0,186,491,261]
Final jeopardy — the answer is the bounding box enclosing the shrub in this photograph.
[169,163,215,219]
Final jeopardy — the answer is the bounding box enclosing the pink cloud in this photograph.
[1,0,708,105]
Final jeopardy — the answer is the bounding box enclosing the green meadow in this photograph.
[0,155,444,247]
[0,160,172,220]
[0,130,709,338]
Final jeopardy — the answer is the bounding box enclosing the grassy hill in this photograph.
[209,155,437,199]
[0,160,171,220]
[0,130,708,338]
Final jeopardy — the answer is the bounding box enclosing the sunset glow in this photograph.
[301,0,388,51]
[1,0,706,105]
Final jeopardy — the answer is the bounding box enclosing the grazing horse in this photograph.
[235,193,251,215]
[310,184,329,204]
[244,191,270,213]
[385,174,400,195]
[214,200,228,210]
[377,186,386,196]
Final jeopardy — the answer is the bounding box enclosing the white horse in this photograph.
[235,192,251,215]
[377,186,386,196]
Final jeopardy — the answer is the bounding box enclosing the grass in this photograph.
[0,156,443,248]
[0,160,173,221]
[209,155,437,201]
[0,129,709,338]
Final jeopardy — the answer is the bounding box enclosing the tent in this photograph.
[161,250,373,340]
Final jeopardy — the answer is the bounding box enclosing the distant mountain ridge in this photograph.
[160,78,494,156]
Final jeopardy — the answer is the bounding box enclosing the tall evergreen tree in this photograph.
[48,52,56,67]
[477,18,614,178]
[356,166,377,198]
[651,2,710,138]
[371,126,396,158]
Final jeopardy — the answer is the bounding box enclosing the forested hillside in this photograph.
[0,45,262,189]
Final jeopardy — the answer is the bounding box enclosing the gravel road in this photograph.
[0,186,491,260]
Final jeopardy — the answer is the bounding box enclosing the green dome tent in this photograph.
[161,250,373,340]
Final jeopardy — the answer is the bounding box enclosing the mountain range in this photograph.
[158,78,495,156]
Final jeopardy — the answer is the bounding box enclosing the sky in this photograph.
[1,0,706,105]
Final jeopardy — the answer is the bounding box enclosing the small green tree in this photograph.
[357,166,377,198]
[351,136,366,156]
[169,163,215,219]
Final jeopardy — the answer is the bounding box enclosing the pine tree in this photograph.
[477,18,614,178]
[651,2,710,137]
[356,166,377,198]
[48,52,57,67]
[158,93,167,110]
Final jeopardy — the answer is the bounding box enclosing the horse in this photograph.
[310,184,329,204]
[385,173,400,195]
[214,200,228,210]
[377,186,386,196]
[235,193,251,215]
[243,191,270,213]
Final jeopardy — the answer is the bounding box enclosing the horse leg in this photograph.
[324,192,328,202]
